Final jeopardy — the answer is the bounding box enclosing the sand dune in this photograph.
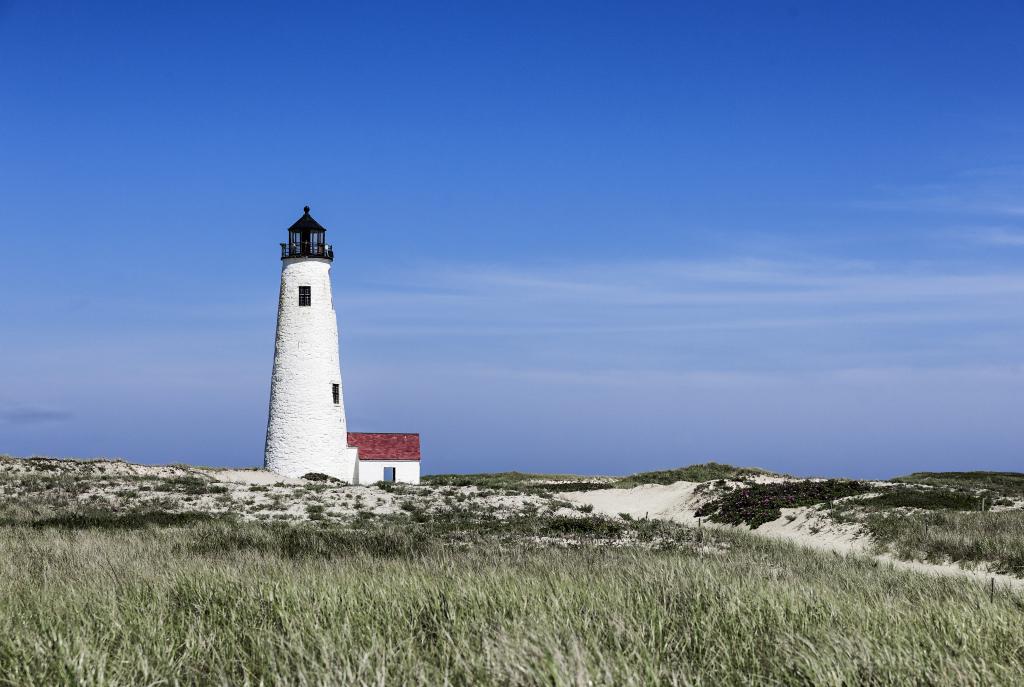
[559,480,1024,590]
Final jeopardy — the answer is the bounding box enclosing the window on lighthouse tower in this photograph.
[332,384,340,405]
[298,286,311,307]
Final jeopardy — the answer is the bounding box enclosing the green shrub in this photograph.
[302,472,346,484]
[697,480,872,528]
[25,457,63,471]
[153,476,228,495]
[540,481,617,492]
[858,488,982,511]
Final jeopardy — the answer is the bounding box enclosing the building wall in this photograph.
[357,460,421,485]
[264,258,358,482]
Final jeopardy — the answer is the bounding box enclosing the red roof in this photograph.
[348,432,420,461]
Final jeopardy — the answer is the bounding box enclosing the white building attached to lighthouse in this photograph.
[264,207,420,484]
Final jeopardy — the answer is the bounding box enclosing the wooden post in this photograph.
[990,577,995,603]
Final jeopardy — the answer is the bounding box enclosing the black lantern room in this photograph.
[281,206,333,260]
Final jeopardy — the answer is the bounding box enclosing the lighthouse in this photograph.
[264,207,421,484]
[264,207,359,481]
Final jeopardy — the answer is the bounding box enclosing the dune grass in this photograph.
[866,509,1024,576]
[829,474,1024,574]
[1,513,1024,686]
[893,471,1024,497]
[614,461,775,488]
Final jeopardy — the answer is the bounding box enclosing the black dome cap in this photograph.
[287,206,326,233]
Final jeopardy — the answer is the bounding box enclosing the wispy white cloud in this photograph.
[341,256,1024,323]
[852,166,1024,218]
[328,256,1024,396]
[964,227,1024,247]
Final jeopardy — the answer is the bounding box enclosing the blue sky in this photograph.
[1,1,1023,478]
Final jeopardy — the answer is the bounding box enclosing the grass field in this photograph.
[2,511,1024,686]
[4,456,1024,685]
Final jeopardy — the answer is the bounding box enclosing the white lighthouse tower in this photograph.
[264,207,360,481]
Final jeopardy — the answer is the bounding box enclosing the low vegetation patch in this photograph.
[5,509,222,530]
[153,475,228,495]
[696,479,872,528]
[615,461,774,488]
[857,487,984,511]
[301,472,345,483]
[893,471,1024,497]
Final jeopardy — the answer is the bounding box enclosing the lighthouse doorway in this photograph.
[383,467,396,482]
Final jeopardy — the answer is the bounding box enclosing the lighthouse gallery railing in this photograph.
[280,243,334,259]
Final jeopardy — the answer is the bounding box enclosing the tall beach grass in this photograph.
[867,509,1024,576]
[1,517,1022,686]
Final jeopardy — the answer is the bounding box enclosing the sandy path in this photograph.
[560,482,1024,591]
